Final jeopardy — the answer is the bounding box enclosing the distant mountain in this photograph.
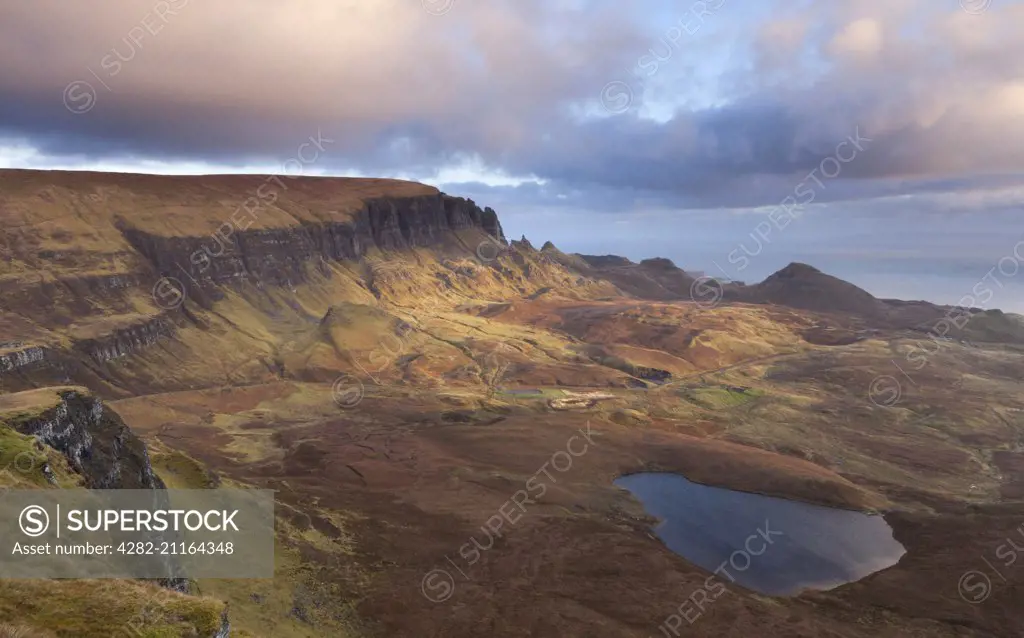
[732,263,1024,342]
[728,263,888,319]
[575,254,698,300]
[573,255,1024,344]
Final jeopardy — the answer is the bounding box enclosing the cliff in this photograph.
[0,171,504,310]
[0,170,510,394]
[0,387,162,489]
[0,387,194,597]
[73,316,177,364]
[0,344,48,373]
[119,193,505,304]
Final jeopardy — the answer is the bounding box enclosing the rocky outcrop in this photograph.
[1,388,195,595]
[213,611,231,638]
[74,317,175,363]
[548,390,616,410]
[120,194,506,305]
[0,345,48,372]
[4,389,162,489]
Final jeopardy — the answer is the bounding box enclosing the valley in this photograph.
[2,170,1024,637]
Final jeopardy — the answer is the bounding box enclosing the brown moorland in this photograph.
[1,169,1023,637]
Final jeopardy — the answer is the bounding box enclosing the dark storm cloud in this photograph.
[0,1,647,164]
[1,0,1022,210]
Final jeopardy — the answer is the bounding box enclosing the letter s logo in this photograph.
[19,505,50,537]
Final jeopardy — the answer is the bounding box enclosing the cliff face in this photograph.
[0,171,512,394]
[120,193,505,303]
[0,345,48,372]
[74,316,176,364]
[2,389,162,489]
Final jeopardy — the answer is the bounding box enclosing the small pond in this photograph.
[615,472,906,595]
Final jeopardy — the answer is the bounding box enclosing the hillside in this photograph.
[2,169,1024,637]
[576,254,1024,345]
[0,386,231,636]
[729,262,888,318]
[576,253,699,300]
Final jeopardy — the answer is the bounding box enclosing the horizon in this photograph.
[2,1,1023,316]
[5,163,1021,315]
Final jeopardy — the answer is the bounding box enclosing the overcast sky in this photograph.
[1,0,1023,309]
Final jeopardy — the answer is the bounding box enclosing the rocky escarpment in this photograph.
[120,194,505,306]
[74,316,176,364]
[1,388,162,489]
[0,344,49,372]
[1,388,195,595]
[1,173,511,392]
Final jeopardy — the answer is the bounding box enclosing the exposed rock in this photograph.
[120,194,506,306]
[548,390,616,410]
[0,345,48,372]
[212,610,231,637]
[513,236,535,251]
[1,388,163,489]
[74,317,176,363]
[0,388,192,592]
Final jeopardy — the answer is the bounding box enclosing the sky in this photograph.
[1,0,1023,311]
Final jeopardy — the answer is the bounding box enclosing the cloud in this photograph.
[0,1,647,163]
[0,0,1022,212]
[827,18,884,59]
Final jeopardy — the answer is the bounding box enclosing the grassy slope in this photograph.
[0,581,226,638]
[0,388,235,637]
[3,171,1024,636]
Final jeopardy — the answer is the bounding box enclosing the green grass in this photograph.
[197,533,365,637]
[0,580,226,638]
[150,447,218,489]
[608,408,651,426]
[0,622,54,638]
[0,389,88,488]
[0,391,236,637]
[0,427,80,488]
[680,385,765,410]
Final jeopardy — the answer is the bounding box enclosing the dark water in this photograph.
[615,473,906,595]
